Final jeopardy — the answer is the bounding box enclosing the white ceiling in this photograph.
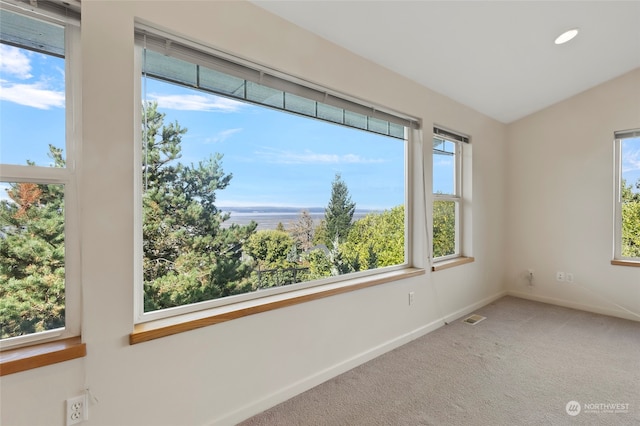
[252,1,640,123]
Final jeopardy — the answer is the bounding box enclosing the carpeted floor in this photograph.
[240,296,640,425]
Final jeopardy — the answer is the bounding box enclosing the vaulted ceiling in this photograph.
[252,1,640,123]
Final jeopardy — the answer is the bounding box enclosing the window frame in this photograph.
[613,129,640,262]
[0,4,81,350]
[432,129,468,264]
[133,26,418,326]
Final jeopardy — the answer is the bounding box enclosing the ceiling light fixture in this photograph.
[555,28,579,45]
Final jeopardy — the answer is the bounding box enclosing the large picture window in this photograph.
[614,130,640,261]
[135,27,416,321]
[0,4,80,348]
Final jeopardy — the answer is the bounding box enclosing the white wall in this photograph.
[506,68,640,320]
[0,1,507,425]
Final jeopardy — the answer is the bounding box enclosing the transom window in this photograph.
[614,130,640,261]
[135,27,417,322]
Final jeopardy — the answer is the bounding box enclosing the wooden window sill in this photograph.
[611,259,640,267]
[131,267,425,345]
[0,337,86,376]
[431,256,475,272]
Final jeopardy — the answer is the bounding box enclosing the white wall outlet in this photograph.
[565,273,574,283]
[556,271,565,282]
[66,394,87,426]
[408,291,415,306]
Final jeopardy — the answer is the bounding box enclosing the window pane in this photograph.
[621,136,640,257]
[0,182,65,339]
[433,199,456,258]
[141,79,406,313]
[433,138,455,195]
[0,15,65,166]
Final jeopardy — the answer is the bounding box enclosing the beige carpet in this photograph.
[240,296,640,425]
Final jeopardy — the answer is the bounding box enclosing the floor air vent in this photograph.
[463,314,486,325]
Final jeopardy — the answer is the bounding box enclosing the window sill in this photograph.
[130,267,425,345]
[611,259,640,267]
[0,337,86,376]
[432,256,475,272]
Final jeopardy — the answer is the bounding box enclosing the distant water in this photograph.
[220,208,376,230]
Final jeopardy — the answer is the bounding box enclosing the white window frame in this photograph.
[0,3,81,349]
[133,25,418,324]
[613,129,640,261]
[432,128,468,262]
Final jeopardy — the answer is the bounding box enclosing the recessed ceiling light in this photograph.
[555,28,579,45]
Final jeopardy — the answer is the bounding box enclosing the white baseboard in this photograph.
[211,289,507,426]
[507,290,640,322]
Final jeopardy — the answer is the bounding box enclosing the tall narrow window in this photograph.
[432,127,468,261]
[614,130,640,261]
[135,27,417,322]
[0,5,80,348]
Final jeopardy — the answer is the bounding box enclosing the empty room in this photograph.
[0,1,638,425]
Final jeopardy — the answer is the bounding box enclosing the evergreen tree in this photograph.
[141,102,256,311]
[0,146,65,338]
[323,173,355,249]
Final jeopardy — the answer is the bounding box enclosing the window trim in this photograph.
[0,5,81,350]
[133,26,419,326]
[613,129,640,262]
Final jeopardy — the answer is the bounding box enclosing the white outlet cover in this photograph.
[66,395,87,426]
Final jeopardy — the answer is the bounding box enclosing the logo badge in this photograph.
[566,401,581,416]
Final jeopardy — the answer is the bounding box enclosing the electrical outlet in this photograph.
[66,395,87,426]
[556,271,565,282]
[565,273,574,283]
[408,291,415,306]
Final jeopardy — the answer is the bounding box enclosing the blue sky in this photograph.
[144,77,405,210]
[2,42,640,208]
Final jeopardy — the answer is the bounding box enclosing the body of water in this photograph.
[220,208,375,230]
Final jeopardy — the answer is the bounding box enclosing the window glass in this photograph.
[141,77,406,314]
[432,138,455,195]
[0,16,66,166]
[432,199,456,258]
[432,133,464,261]
[619,136,640,258]
[0,10,69,342]
[0,182,65,339]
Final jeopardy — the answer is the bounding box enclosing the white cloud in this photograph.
[0,80,64,109]
[257,149,384,165]
[206,128,242,144]
[622,147,640,173]
[0,45,32,79]
[148,93,243,112]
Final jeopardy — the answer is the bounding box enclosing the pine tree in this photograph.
[0,146,66,338]
[323,173,356,249]
[141,102,257,311]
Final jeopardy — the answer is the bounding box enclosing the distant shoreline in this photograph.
[220,207,382,230]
